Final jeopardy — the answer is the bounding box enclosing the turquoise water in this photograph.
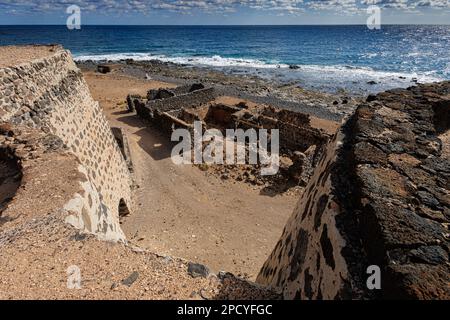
[1,25,449,93]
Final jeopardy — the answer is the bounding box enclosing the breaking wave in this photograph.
[74,52,443,93]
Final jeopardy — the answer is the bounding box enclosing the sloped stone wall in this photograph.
[0,45,132,241]
[257,82,450,300]
[0,137,21,216]
[0,125,125,242]
[257,131,360,299]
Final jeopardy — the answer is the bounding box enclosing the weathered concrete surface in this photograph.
[257,82,450,300]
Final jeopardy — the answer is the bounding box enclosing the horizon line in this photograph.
[1,23,450,26]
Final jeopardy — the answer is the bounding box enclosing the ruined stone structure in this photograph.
[0,124,276,300]
[141,84,217,115]
[0,47,279,300]
[257,82,450,300]
[0,45,448,299]
[134,86,332,186]
[0,45,132,241]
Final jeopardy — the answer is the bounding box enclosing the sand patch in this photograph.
[0,45,57,68]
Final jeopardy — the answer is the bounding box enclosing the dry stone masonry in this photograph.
[0,124,277,300]
[133,85,332,187]
[257,82,450,300]
[0,45,448,299]
[0,45,132,241]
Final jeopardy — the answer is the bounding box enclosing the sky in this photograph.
[0,0,449,25]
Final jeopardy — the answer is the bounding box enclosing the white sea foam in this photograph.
[75,52,285,69]
[74,52,443,93]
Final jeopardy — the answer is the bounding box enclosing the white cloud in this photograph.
[0,0,449,15]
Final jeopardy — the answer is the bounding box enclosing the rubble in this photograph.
[132,84,334,192]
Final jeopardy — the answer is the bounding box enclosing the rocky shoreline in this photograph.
[77,59,362,122]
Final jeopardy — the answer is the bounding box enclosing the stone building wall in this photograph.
[257,131,357,299]
[257,82,450,300]
[0,45,132,241]
[146,87,217,114]
[0,125,126,242]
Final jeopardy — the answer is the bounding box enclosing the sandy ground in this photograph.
[0,45,57,68]
[82,69,298,280]
[0,146,276,300]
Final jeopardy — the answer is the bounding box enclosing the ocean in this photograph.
[1,25,449,94]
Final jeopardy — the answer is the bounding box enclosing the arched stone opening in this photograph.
[118,198,130,221]
[0,147,22,218]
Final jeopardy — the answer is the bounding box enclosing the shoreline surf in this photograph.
[74,52,443,94]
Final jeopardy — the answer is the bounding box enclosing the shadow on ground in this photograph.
[115,113,176,161]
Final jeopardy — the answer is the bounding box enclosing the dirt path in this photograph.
[83,70,297,280]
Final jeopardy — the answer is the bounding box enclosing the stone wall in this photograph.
[0,132,22,215]
[257,82,450,300]
[145,87,217,114]
[261,108,310,127]
[257,131,355,299]
[232,106,330,153]
[0,45,132,241]
[0,125,126,241]
[0,125,280,299]
[147,83,205,101]
[111,127,133,173]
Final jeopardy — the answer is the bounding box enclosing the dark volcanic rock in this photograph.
[257,81,450,300]
[189,83,205,92]
[121,271,139,287]
[353,81,450,299]
[97,65,111,74]
[187,262,210,278]
[147,88,175,100]
[366,94,377,102]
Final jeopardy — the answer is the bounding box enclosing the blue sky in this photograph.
[0,0,449,25]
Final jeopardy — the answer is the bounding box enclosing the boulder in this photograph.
[188,262,210,278]
[97,65,111,74]
[147,88,175,100]
[189,83,205,92]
